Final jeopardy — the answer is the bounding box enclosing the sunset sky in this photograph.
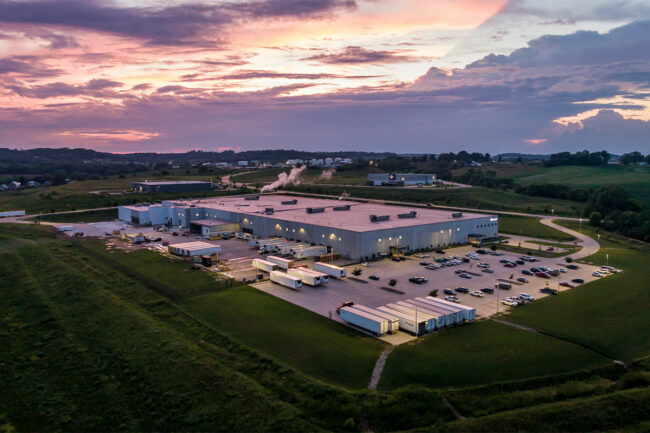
[1,0,649,153]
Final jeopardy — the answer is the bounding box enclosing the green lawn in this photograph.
[498,214,575,241]
[379,320,608,390]
[29,208,119,223]
[506,222,650,361]
[182,287,386,389]
[287,184,584,216]
[512,165,650,204]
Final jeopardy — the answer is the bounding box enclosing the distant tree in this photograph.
[352,268,362,276]
[621,151,644,165]
[388,278,397,287]
[589,211,602,227]
[429,289,438,297]
[490,244,497,251]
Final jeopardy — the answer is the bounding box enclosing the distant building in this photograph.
[237,160,248,166]
[367,173,436,186]
[27,180,40,188]
[131,180,212,194]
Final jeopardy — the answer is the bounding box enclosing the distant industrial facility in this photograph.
[367,173,437,186]
[118,195,497,260]
[131,180,212,194]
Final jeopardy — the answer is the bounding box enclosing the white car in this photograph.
[559,268,567,273]
[501,299,519,307]
[592,271,603,277]
[361,262,370,267]
[445,295,460,303]
[519,293,535,302]
[415,253,430,258]
[470,290,484,298]
[599,268,611,274]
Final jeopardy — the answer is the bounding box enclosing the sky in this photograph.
[1,0,649,154]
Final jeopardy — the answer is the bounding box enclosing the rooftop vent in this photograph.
[398,211,417,219]
[281,199,298,205]
[245,196,260,201]
[452,212,463,218]
[264,207,274,215]
[333,205,351,211]
[370,214,390,222]
[306,207,325,214]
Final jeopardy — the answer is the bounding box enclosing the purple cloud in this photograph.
[302,46,423,65]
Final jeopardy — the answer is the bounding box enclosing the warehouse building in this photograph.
[118,195,498,261]
[131,180,212,194]
[367,173,437,186]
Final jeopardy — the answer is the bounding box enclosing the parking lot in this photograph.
[253,243,610,337]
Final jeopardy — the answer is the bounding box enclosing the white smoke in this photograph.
[261,165,307,192]
[221,175,231,186]
[319,168,336,181]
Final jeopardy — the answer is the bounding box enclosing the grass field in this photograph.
[506,221,650,361]
[511,165,650,204]
[182,287,386,389]
[497,215,575,241]
[29,208,119,223]
[287,184,584,216]
[379,320,608,390]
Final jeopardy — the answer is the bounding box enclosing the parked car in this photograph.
[477,262,489,268]
[409,277,428,284]
[419,261,430,266]
[499,259,510,263]
[392,257,401,262]
[519,293,535,302]
[592,271,603,277]
[415,253,430,258]
[368,275,379,280]
[496,282,512,290]
[522,269,533,275]
[535,272,550,279]
[515,260,525,265]
[559,268,567,273]
[444,289,455,296]
[567,264,579,270]
[501,299,519,307]
[455,270,465,275]
[462,257,470,263]
[425,265,440,270]
[459,273,472,279]
[361,262,370,267]
[540,287,558,295]
[445,296,460,303]
[470,290,484,298]
[559,282,574,288]
[517,277,529,283]
[481,287,494,294]
[504,262,516,268]
[572,278,585,284]
[455,287,469,293]
[476,249,488,254]
[481,268,494,273]
[435,250,446,254]
[530,267,540,273]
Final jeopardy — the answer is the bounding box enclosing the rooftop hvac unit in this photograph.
[333,205,351,211]
[398,211,417,219]
[307,207,325,214]
[281,199,298,205]
[452,212,463,218]
[245,196,260,200]
[370,215,390,222]
[264,208,274,214]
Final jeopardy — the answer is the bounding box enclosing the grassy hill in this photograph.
[511,165,650,204]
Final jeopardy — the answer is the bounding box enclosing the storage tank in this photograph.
[269,271,302,289]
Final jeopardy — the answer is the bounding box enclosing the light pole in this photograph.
[579,218,582,232]
[607,253,609,266]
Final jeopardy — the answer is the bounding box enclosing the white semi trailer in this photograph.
[266,256,294,270]
[313,262,346,278]
[252,259,278,273]
[399,300,448,328]
[352,305,400,333]
[415,297,464,324]
[270,271,302,290]
[248,237,282,248]
[390,302,438,331]
[287,268,321,286]
[339,306,388,336]
[293,246,327,259]
[0,210,26,218]
[425,296,476,321]
[377,306,426,335]
[296,267,329,284]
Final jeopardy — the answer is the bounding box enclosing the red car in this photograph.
[559,282,575,288]
[503,263,515,268]
[535,272,550,279]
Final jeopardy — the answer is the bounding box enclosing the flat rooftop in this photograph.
[133,180,210,185]
[190,218,233,226]
[168,194,495,232]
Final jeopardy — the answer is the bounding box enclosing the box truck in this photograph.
[252,259,278,273]
[339,307,388,336]
[270,271,302,290]
[266,256,294,270]
[352,305,400,333]
[314,262,346,278]
[287,268,321,286]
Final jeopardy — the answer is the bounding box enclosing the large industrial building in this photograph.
[367,173,437,186]
[131,180,212,194]
[118,195,498,260]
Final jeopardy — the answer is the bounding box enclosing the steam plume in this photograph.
[319,168,336,181]
[261,165,306,192]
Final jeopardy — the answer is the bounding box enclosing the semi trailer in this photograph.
[352,305,400,333]
[313,262,346,278]
[269,271,302,289]
[287,268,321,286]
[339,306,388,336]
[266,255,294,270]
[252,258,278,273]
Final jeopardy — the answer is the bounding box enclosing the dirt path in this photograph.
[368,345,394,390]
